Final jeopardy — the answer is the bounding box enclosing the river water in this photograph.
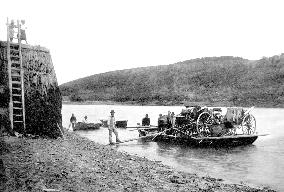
[62,104,284,191]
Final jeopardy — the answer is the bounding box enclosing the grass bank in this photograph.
[0,131,276,192]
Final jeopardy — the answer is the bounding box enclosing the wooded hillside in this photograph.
[60,55,284,107]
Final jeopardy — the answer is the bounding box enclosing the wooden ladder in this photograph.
[6,18,26,133]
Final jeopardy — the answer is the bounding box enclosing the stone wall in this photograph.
[0,42,10,135]
[0,41,62,138]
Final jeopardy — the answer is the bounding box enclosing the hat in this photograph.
[110,110,115,114]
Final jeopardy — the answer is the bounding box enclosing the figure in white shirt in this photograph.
[8,20,15,42]
[108,110,121,144]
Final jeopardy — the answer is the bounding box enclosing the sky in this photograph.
[1,0,284,85]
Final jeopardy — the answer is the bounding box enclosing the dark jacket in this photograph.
[70,116,76,122]
[142,117,150,126]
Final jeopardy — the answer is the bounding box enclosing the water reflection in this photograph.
[154,142,257,177]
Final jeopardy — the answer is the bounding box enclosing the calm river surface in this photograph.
[62,104,284,191]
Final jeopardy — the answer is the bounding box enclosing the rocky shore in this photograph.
[0,131,276,192]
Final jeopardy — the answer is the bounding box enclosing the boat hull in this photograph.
[115,120,128,128]
[138,129,260,147]
[154,134,258,147]
[73,122,101,131]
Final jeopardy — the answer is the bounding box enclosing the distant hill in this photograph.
[60,55,284,107]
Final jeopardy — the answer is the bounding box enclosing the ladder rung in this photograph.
[12,94,22,97]
[11,67,21,71]
[11,74,21,77]
[13,114,22,117]
[14,121,23,123]
[12,81,21,85]
[13,100,22,103]
[12,87,21,90]
[13,114,23,117]
[11,74,21,78]
[11,62,20,65]
[13,107,22,110]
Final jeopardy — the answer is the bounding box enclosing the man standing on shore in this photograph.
[108,110,121,144]
[69,114,77,131]
[82,116,88,123]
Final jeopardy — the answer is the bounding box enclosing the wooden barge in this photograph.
[151,133,266,147]
[138,129,267,147]
[115,120,128,128]
[136,106,267,147]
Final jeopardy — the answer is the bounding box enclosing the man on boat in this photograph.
[108,110,121,144]
[142,114,150,126]
[69,114,77,130]
[158,114,169,132]
[167,111,172,128]
[171,112,176,128]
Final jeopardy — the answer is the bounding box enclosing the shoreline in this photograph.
[62,100,284,108]
[0,130,276,192]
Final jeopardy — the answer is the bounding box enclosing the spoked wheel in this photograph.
[196,112,213,137]
[241,114,256,135]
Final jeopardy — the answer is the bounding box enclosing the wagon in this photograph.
[172,106,256,137]
[139,106,266,147]
[196,106,256,137]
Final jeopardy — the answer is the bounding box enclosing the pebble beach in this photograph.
[0,130,276,192]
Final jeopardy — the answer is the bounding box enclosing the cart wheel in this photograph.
[241,114,256,135]
[196,112,213,137]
